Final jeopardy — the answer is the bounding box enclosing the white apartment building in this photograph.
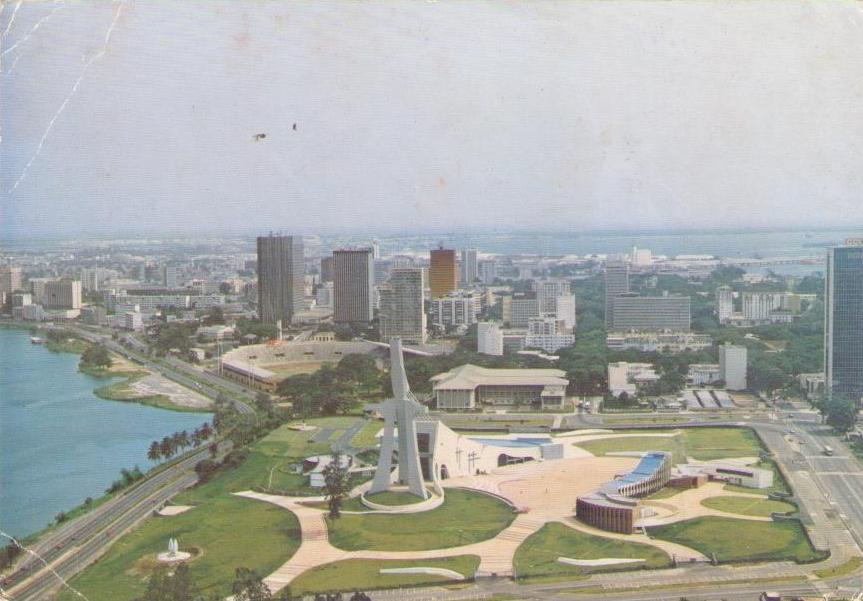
[742,292,782,321]
[477,321,504,356]
[429,293,477,329]
[606,331,712,353]
[123,311,144,331]
[716,286,734,323]
[720,343,748,390]
[687,363,721,386]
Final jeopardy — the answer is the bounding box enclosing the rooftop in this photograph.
[430,363,568,391]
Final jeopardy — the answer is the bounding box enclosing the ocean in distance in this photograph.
[0,328,212,539]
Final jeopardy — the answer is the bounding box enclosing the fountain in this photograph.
[156,537,191,563]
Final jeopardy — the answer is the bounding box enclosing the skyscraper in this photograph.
[333,248,375,323]
[379,268,426,344]
[257,235,304,326]
[429,247,458,299]
[605,260,630,328]
[716,286,734,323]
[825,240,863,402]
[320,256,334,283]
[43,279,82,310]
[161,263,178,289]
[719,344,748,391]
[0,264,22,294]
[460,249,478,285]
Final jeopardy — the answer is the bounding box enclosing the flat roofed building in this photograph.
[333,248,375,324]
[719,343,748,391]
[611,294,691,331]
[825,240,863,402]
[429,293,476,329]
[477,321,504,356]
[43,279,82,310]
[604,260,630,328]
[257,235,304,326]
[459,248,478,285]
[429,247,458,299]
[379,268,426,345]
[608,362,659,397]
[0,265,22,294]
[431,364,569,410]
[606,331,712,353]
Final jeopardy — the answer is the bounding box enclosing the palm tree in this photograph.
[199,422,212,440]
[178,430,190,451]
[147,441,161,463]
[159,436,174,460]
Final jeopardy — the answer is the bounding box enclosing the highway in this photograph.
[67,325,257,416]
[3,441,230,601]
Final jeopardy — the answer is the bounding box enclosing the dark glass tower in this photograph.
[825,240,863,402]
[257,235,304,326]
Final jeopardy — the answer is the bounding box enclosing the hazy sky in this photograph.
[2,0,862,239]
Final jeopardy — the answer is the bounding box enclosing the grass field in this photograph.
[648,517,825,564]
[59,417,366,600]
[364,490,427,505]
[350,419,383,449]
[327,489,516,551]
[58,496,300,601]
[700,495,796,517]
[514,523,671,581]
[286,555,481,595]
[814,556,863,579]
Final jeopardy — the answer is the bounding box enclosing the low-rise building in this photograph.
[687,363,721,386]
[607,362,659,397]
[431,364,569,410]
[606,331,712,353]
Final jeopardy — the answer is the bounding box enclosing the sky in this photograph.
[1,0,863,240]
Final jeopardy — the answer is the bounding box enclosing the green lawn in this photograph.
[364,490,427,506]
[286,555,481,596]
[58,417,363,600]
[350,419,383,449]
[327,489,516,551]
[575,427,765,465]
[701,495,796,517]
[58,496,300,601]
[648,517,825,564]
[514,523,671,581]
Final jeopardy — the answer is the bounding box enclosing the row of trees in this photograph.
[133,564,372,601]
[147,423,214,463]
[106,466,145,494]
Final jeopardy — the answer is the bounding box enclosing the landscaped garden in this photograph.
[326,489,516,551]
[285,555,481,596]
[648,517,825,564]
[700,495,796,517]
[59,417,363,601]
[514,523,671,582]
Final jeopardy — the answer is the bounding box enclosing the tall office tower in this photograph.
[459,249,478,285]
[379,268,426,345]
[610,294,691,331]
[320,256,334,283]
[478,259,497,285]
[160,263,178,288]
[371,240,381,260]
[429,247,458,299]
[825,240,863,401]
[719,344,748,391]
[508,292,540,327]
[43,279,82,309]
[374,259,391,286]
[29,277,52,303]
[605,260,630,328]
[333,248,375,324]
[257,234,304,326]
[716,286,734,323]
[81,268,105,292]
[0,264,22,294]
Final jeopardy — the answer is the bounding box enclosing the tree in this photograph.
[209,441,219,458]
[160,436,175,460]
[195,459,219,483]
[322,451,352,519]
[148,441,162,462]
[80,344,112,369]
[231,567,273,601]
[55,511,68,523]
[817,395,859,434]
[134,563,200,601]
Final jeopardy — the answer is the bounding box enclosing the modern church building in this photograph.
[825,239,863,404]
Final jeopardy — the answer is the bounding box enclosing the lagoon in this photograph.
[0,328,211,539]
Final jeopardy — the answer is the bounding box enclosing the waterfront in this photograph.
[0,328,212,539]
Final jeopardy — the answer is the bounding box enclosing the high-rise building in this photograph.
[504,292,540,327]
[478,260,497,285]
[742,292,782,321]
[716,286,734,323]
[379,268,426,344]
[610,294,691,331]
[371,240,381,260]
[320,256,334,283]
[719,344,748,391]
[525,317,575,353]
[43,279,82,310]
[333,248,375,324]
[257,234,304,326]
[534,279,571,313]
[459,249,478,285]
[374,259,391,286]
[0,265,22,294]
[315,281,334,308]
[554,294,577,332]
[630,247,653,266]
[605,261,630,328]
[429,247,458,299]
[161,263,179,289]
[29,277,52,304]
[81,268,103,292]
[477,322,504,356]
[825,240,863,402]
